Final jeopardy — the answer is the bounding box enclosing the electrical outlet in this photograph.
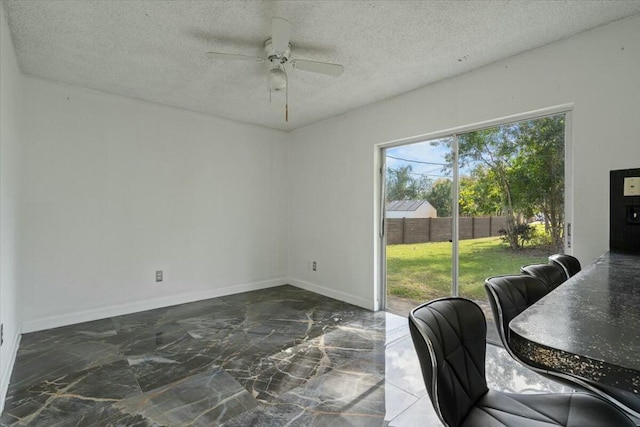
[624,177,640,196]
[156,270,163,282]
[312,261,317,271]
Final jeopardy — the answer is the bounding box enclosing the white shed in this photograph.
[386,200,437,218]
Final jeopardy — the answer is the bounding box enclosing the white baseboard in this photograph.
[288,278,375,310]
[0,328,21,414]
[21,278,288,333]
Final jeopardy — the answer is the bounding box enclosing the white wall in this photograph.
[288,16,640,310]
[0,2,23,411]
[19,78,289,331]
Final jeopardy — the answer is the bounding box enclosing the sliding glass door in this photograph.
[382,113,567,327]
[456,115,566,302]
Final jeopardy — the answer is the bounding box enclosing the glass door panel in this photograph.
[456,114,566,337]
[384,137,453,316]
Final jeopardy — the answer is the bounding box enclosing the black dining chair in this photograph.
[548,253,581,280]
[485,274,640,423]
[484,274,549,359]
[408,297,635,427]
[520,263,566,290]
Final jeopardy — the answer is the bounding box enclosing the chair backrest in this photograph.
[520,263,566,290]
[548,254,581,280]
[409,297,488,427]
[484,275,549,351]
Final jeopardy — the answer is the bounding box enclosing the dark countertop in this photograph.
[509,251,640,393]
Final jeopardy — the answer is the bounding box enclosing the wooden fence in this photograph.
[385,216,507,245]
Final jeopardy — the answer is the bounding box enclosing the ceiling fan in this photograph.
[206,17,344,122]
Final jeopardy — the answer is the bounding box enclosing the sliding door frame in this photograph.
[451,135,460,296]
[377,104,574,310]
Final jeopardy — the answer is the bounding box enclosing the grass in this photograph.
[386,236,551,301]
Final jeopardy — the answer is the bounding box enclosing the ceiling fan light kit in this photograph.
[206,17,344,122]
[268,67,287,92]
[265,38,289,93]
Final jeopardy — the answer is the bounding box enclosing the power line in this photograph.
[423,166,447,174]
[386,154,449,166]
[408,172,451,179]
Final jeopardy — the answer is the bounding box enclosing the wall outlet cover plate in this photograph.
[623,177,640,196]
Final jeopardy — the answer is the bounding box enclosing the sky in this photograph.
[386,136,478,180]
[385,138,453,181]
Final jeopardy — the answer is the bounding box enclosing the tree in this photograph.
[509,116,565,252]
[426,179,452,217]
[454,116,565,250]
[457,126,524,249]
[459,167,503,217]
[386,165,431,201]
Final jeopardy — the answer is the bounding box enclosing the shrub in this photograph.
[498,223,534,248]
[528,225,554,248]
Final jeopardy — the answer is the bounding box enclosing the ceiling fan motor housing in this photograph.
[265,39,290,91]
[264,39,291,65]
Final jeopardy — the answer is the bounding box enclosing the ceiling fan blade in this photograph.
[206,52,264,62]
[291,60,344,76]
[272,17,291,53]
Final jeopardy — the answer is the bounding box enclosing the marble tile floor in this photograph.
[1,285,570,426]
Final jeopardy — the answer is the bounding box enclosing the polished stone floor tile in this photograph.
[113,322,193,357]
[1,359,141,426]
[222,370,387,426]
[302,319,385,376]
[44,404,164,427]
[110,298,230,334]
[127,342,221,393]
[1,285,572,426]
[18,318,118,352]
[7,340,124,392]
[223,310,399,403]
[105,321,223,392]
[227,338,335,402]
[115,368,258,426]
[177,311,246,341]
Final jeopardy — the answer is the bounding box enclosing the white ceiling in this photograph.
[4,1,640,131]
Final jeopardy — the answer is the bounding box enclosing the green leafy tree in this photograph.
[386,165,432,201]
[457,126,523,248]
[454,116,565,250]
[459,167,503,217]
[509,116,565,252]
[414,174,433,199]
[426,179,452,217]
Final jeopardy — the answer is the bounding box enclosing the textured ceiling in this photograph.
[4,1,640,131]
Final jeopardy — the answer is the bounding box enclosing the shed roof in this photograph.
[386,200,431,211]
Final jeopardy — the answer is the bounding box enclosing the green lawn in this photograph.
[386,236,550,301]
